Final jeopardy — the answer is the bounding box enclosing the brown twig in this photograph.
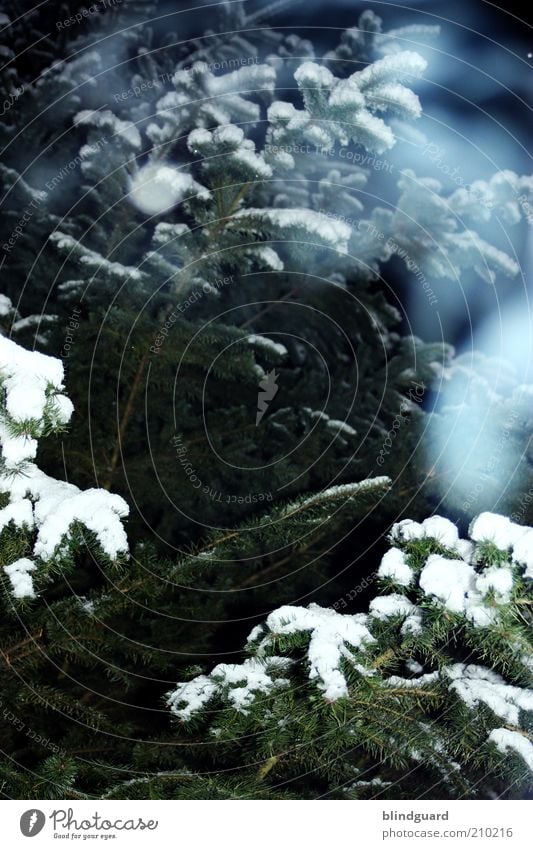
[1,629,43,667]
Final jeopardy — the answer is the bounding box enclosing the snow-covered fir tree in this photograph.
[168,513,532,799]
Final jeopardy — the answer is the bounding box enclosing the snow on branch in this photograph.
[3,465,129,563]
[381,169,526,285]
[471,512,533,580]
[445,664,533,725]
[147,61,276,149]
[266,50,426,158]
[228,207,352,253]
[168,657,292,720]
[74,109,142,150]
[0,333,129,600]
[488,728,533,771]
[49,233,144,282]
[253,603,375,700]
[323,10,440,70]
[0,335,73,468]
[169,511,533,776]
[128,164,210,216]
[188,124,273,183]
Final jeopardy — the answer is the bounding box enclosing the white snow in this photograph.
[369,593,423,636]
[211,658,291,713]
[187,128,215,150]
[212,125,244,146]
[50,233,143,282]
[420,556,469,614]
[294,477,390,511]
[206,63,276,97]
[0,424,38,467]
[446,664,533,725]
[475,564,514,600]
[11,314,56,334]
[326,419,357,437]
[269,52,427,155]
[248,246,284,271]
[0,335,73,468]
[367,82,422,119]
[390,519,424,541]
[369,593,416,620]
[488,728,533,772]
[2,464,129,562]
[349,777,392,789]
[328,79,364,109]
[353,51,427,89]
[384,671,439,688]
[247,335,287,357]
[264,603,375,700]
[401,609,423,635]
[167,675,217,721]
[231,208,351,253]
[247,624,264,644]
[152,222,191,245]
[512,528,533,579]
[0,294,12,316]
[53,393,75,423]
[0,337,130,593]
[74,109,141,149]
[188,126,272,179]
[294,62,334,89]
[80,597,96,614]
[378,547,413,586]
[391,515,459,549]
[0,335,66,419]
[233,147,272,178]
[419,554,501,627]
[455,538,475,563]
[267,101,298,122]
[520,652,533,674]
[4,557,37,599]
[420,516,460,548]
[168,657,291,719]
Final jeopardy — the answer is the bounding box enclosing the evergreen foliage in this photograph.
[169,514,533,799]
